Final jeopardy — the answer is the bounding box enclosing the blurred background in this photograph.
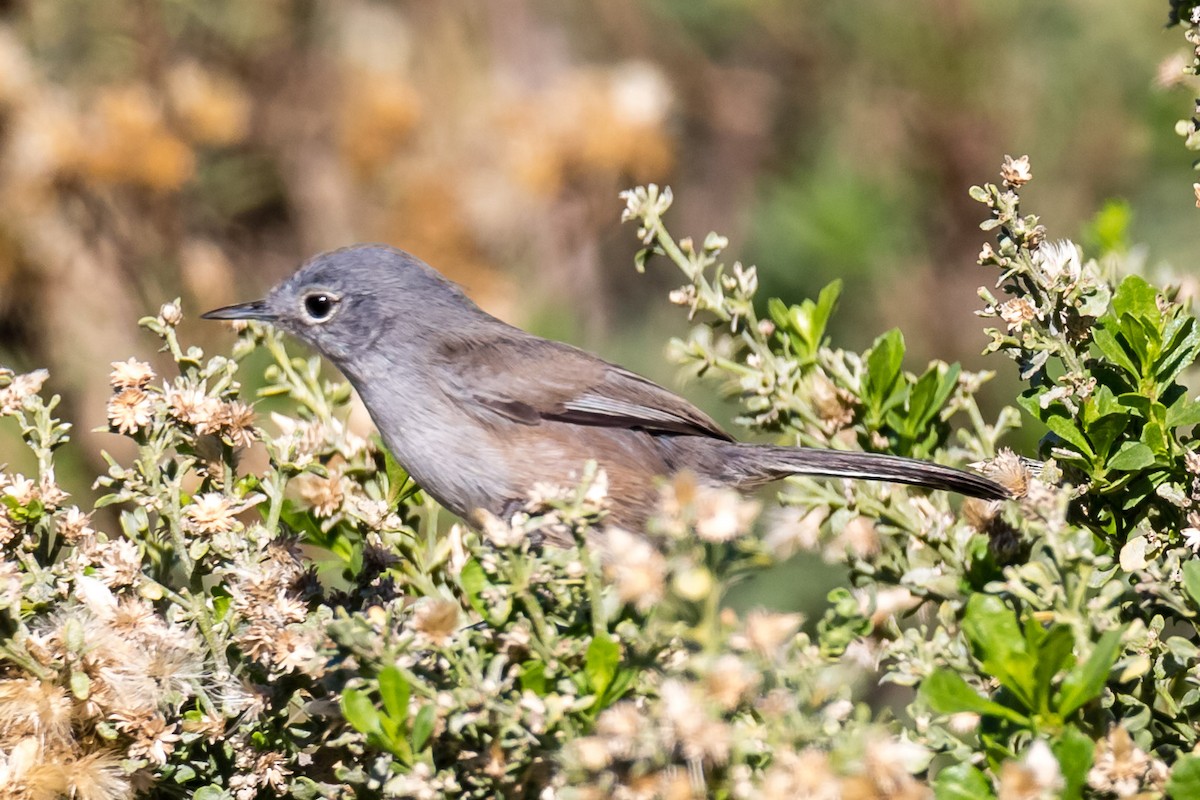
[0,1,1195,542]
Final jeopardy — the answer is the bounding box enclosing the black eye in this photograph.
[303,293,337,321]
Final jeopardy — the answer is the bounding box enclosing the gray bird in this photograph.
[203,245,1007,531]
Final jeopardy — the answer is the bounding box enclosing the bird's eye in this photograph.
[303,293,338,321]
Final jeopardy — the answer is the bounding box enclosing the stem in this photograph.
[167,481,195,577]
[191,590,231,677]
[577,542,607,639]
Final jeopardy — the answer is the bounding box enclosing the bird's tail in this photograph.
[722,443,1009,501]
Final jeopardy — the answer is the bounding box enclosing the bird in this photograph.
[203,245,1008,532]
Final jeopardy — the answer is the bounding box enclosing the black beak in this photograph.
[201,300,275,322]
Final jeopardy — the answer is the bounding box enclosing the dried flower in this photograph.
[293,472,346,517]
[114,712,180,766]
[108,358,155,389]
[411,598,461,646]
[998,740,1063,800]
[165,382,222,431]
[218,401,257,448]
[701,655,758,710]
[184,493,251,535]
[1000,154,1032,187]
[0,369,48,415]
[693,486,759,542]
[974,448,1032,497]
[601,526,665,611]
[56,506,95,544]
[106,387,155,434]
[739,609,803,656]
[999,297,1038,331]
[94,538,143,588]
[1087,725,1163,797]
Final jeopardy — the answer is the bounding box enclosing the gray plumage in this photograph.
[203,245,1008,530]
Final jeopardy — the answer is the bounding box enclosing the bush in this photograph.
[7,9,1200,800]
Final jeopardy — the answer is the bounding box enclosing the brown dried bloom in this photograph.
[185,493,239,534]
[740,609,803,656]
[595,701,643,759]
[113,711,180,766]
[0,678,74,744]
[106,387,154,434]
[3,475,37,507]
[974,448,1032,497]
[411,597,461,646]
[218,401,257,448]
[1087,725,1164,797]
[108,358,155,389]
[810,372,856,431]
[838,515,880,558]
[1000,154,1032,187]
[94,538,143,588]
[293,471,346,518]
[0,369,48,415]
[859,736,932,799]
[659,679,731,765]
[254,751,292,794]
[473,508,527,548]
[999,297,1038,331]
[61,749,131,800]
[601,526,665,611]
[181,709,226,742]
[701,654,759,711]
[693,486,760,543]
[760,748,840,800]
[56,506,95,545]
[998,740,1063,800]
[165,382,222,431]
[166,61,251,146]
[184,493,242,535]
[762,505,829,559]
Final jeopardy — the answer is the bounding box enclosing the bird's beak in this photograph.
[201,300,276,322]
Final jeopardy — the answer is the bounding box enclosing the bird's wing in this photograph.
[432,332,733,441]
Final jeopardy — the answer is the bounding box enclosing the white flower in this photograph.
[1183,527,1200,553]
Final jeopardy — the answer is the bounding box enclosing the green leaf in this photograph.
[1167,398,1200,429]
[1032,626,1075,714]
[69,670,91,700]
[378,666,410,723]
[1042,414,1094,458]
[384,450,416,507]
[1092,325,1139,378]
[1168,754,1200,799]
[1053,725,1095,800]
[585,634,620,704]
[1056,629,1124,717]
[460,559,510,624]
[193,787,231,800]
[1111,275,1160,323]
[962,595,1038,711]
[1107,441,1155,471]
[864,329,907,425]
[340,689,382,737]
[411,704,436,751]
[520,660,548,695]
[1082,198,1131,256]
[1181,561,1200,608]
[920,669,1030,726]
[934,763,996,800]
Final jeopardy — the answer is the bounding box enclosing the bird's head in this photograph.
[202,245,478,364]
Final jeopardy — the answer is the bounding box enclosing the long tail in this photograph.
[724,443,1010,500]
